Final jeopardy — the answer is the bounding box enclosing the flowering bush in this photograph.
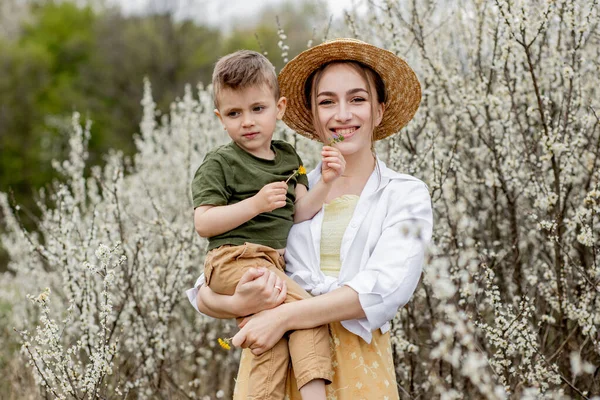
[353,0,600,398]
[0,83,249,399]
[1,0,599,398]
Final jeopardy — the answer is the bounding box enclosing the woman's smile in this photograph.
[330,126,359,139]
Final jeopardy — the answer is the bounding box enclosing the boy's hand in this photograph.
[321,146,345,184]
[253,181,288,213]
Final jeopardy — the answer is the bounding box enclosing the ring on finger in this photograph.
[274,285,282,292]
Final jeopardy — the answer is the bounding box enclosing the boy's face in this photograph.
[215,84,286,159]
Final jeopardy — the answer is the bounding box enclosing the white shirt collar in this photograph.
[308,157,403,194]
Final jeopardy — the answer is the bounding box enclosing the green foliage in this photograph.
[224,0,330,71]
[0,3,222,218]
[0,0,329,266]
[0,2,98,207]
[0,38,54,193]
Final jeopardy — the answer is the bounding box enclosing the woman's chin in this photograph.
[337,143,360,157]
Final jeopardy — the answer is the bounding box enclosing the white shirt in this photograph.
[186,158,433,343]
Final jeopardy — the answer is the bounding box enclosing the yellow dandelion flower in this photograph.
[217,337,231,350]
[285,166,306,184]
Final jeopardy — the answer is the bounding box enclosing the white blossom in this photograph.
[2,1,600,398]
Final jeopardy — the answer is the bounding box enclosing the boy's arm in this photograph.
[293,180,332,223]
[196,268,288,318]
[195,181,288,238]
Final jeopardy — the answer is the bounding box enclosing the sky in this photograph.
[109,0,364,29]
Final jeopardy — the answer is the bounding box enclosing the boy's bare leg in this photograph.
[299,379,326,400]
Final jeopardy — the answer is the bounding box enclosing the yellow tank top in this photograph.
[319,195,360,277]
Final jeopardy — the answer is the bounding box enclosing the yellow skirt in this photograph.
[233,321,399,400]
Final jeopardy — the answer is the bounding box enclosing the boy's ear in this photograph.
[276,97,287,120]
[214,109,225,126]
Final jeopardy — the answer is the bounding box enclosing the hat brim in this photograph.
[278,38,421,141]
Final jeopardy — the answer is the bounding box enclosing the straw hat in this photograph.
[278,38,421,141]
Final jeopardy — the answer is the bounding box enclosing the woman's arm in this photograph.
[233,181,434,355]
[196,285,239,319]
[232,286,364,354]
[293,146,345,223]
[196,267,288,318]
[293,180,331,222]
[279,286,365,328]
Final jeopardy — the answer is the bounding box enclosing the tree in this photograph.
[0,1,222,227]
[223,0,331,71]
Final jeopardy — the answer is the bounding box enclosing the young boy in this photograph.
[192,50,342,400]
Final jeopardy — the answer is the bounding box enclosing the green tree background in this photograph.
[0,0,332,269]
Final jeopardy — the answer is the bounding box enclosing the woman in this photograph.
[187,38,433,399]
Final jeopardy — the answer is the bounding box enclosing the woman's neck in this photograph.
[341,149,376,179]
[326,149,375,202]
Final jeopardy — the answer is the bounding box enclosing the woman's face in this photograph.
[315,63,384,156]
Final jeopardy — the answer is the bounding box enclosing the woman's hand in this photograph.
[231,267,288,316]
[231,286,365,354]
[321,146,345,184]
[231,305,289,355]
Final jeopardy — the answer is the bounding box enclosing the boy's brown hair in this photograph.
[212,50,279,108]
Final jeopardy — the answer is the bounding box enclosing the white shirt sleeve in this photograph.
[185,273,206,314]
[342,181,433,337]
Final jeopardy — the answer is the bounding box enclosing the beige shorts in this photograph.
[204,242,333,397]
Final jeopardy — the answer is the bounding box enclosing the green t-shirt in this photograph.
[191,140,309,251]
